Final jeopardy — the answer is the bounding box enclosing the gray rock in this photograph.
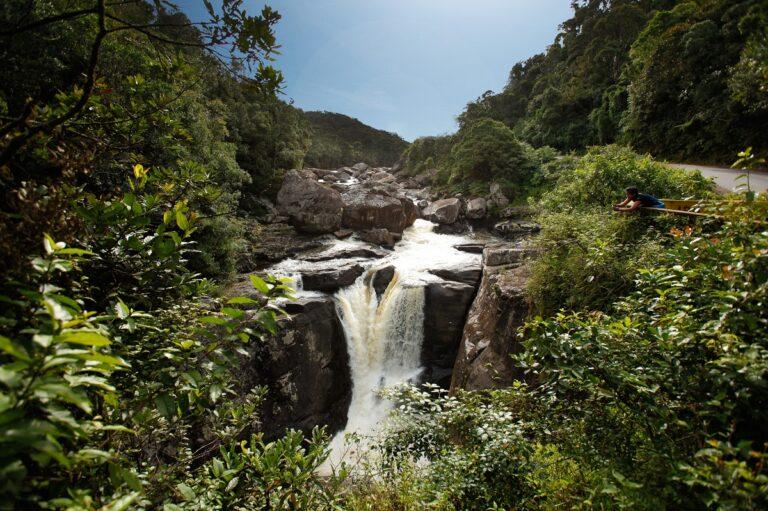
[369,265,395,299]
[370,170,397,183]
[450,265,529,392]
[482,246,538,267]
[333,229,353,239]
[303,246,387,262]
[423,281,477,387]
[359,228,401,248]
[244,295,351,440]
[488,182,510,209]
[422,198,461,224]
[341,181,417,233]
[493,220,541,238]
[301,261,365,292]
[276,169,343,234]
[466,197,487,219]
[351,162,369,174]
[428,264,482,287]
[453,243,486,254]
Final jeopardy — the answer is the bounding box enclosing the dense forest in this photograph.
[1,0,767,510]
[454,0,768,163]
[303,111,408,169]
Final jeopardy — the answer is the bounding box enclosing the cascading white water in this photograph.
[320,219,483,472]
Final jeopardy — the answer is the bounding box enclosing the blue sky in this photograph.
[180,1,573,141]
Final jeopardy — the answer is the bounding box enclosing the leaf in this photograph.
[56,330,111,347]
[209,383,223,403]
[0,335,31,362]
[177,482,196,501]
[114,299,130,319]
[155,393,175,419]
[225,476,239,492]
[102,492,140,511]
[175,211,189,231]
[249,274,270,294]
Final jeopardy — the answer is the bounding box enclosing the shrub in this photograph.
[526,209,665,314]
[538,145,714,212]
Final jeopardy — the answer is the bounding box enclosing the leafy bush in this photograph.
[526,209,664,315]
[538,145,714,212]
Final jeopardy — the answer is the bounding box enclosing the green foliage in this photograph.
[351,196,768,510]
[529,145,713,314]
[443,119,534,185]
[401,134,454,176]
[169,428,343,510]
[526,210,664,315]
[538,145,714,212]
[303,111,408,169]
[455,0,768,163]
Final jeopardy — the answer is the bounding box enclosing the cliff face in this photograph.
[449,248,532,392]
[248,295,352,440]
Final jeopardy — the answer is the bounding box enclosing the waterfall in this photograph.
[321,268,425,471]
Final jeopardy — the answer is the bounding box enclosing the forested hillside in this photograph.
[303,111,409,168]
[456,0,768,163]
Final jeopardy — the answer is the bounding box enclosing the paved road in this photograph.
[667,163,768,193]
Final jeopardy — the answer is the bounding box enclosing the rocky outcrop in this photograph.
[248,295,352,440]
[449,251,533,392]
[453,243,486,254]
[341,181,417,234]
[428,264,482,287]
[368,265,395,299]
[466,197,487,219]
[422,280,477,388]
[494,220,541,238]
[359,228,401,248]
[488,182,510,209]
[276,169,344,234]
[422,198,461,224]
[303,246,387,262]
[301,261,365,292]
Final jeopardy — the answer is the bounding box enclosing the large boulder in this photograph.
[243,295,352,440]
[359,228,400,248]
[450,264,529,392]
[302,246,387,262]
[483,246,533,267]
[422,198,461,224]
[341,181,417,234]
[422,280,478,387]
[276,169,343,234]
[428,263,482,287]
[367,265,396,299]
[301,261,365,292]
[466,197,487,220]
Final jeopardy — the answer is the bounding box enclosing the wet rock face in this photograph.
[276,169,343,234]
[359,228,401,248]
[422,280,478,388]
[450,259,531,392]
[422,198,461,225]
[369,265,395,299]
[341,181,417,234]
[251,295,352,440]
[300,261,365,293]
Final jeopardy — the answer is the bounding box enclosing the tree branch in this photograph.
[0,0,107,168]
[0,7,97,37]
